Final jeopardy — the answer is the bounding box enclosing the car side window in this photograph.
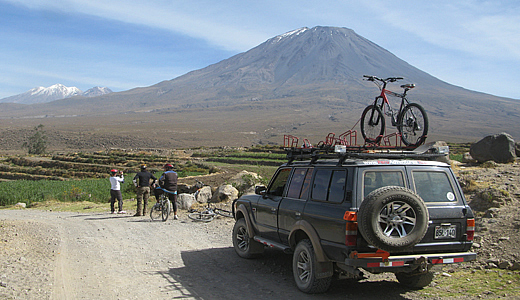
[286,168,308,199]
[412,171,457,203]
[268,167,292,196]
[311,169,347,203]
[363,170,405,197]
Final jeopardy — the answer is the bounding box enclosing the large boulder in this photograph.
[177,193,196,210]
[210,185,239,203]
[195,186,212,204]
[470,133,517,163]
[229,170,262,195]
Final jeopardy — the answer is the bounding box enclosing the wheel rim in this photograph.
[378,201,417,238]
[296,250,311,283]
[400,106,426,145]
[236,226,249,252]
[361,106,384,143]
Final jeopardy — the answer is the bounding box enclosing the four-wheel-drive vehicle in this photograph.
[232,145,476,293]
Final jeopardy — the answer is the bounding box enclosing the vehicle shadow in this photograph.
[159,247,412,300]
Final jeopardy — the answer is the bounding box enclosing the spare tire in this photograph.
[358,186,429,252]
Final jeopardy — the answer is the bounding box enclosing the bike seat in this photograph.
[401,84,415,89]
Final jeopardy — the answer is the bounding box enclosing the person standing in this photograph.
[109,169,125,214]
[159,163,178,220]
[132,165,156,216]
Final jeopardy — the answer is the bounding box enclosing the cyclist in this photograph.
[132,165,157,216]
[109,169,125,214]
[159,163,179,220]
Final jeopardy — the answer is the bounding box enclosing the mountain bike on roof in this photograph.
[360,75,428,147]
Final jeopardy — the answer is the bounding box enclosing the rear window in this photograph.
[412,171,457,203]
[363,170,405,197]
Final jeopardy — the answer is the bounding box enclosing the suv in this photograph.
[231,145,476,293]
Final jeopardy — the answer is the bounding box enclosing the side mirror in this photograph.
[255,185,267,195]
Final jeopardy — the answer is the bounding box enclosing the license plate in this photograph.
[435,225,456,239]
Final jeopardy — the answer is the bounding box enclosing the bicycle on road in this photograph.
[188,201,233,222]
[150,187,172,222]
[360,75,428,147]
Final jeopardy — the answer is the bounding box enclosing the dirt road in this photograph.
[0,209,435,300]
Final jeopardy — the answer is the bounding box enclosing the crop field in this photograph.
[0,147,283,207]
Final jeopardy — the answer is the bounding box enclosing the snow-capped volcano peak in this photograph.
[0,84,112,104]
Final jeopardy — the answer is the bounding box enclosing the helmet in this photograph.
[110,169,118,173]
[140,165,147,170]
[163,163,173,170]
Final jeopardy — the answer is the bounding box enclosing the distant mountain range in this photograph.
[0,26,518,152]
[0,84,112,104]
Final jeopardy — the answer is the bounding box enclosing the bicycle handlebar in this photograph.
[363,75,403,83]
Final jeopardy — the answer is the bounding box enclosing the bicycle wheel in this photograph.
[150,203,162,221]
[188,211,215,222]
[397,103,428,147]
[161,200,170,222]
[360,104,385,144]
[215,208,233,218]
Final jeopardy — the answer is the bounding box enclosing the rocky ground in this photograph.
[0,160,519,299]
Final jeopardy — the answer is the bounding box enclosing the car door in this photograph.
[255,167,291,242]
[278,167,313,244]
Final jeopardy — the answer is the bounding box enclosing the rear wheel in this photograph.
[161,200,170,222]
[150,203,162,221]
[360,104,385,144]
[215,208,233,218]
[293,239,332,293]
[397,103,428,147]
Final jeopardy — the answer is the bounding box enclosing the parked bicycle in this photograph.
[188,201,233,222]
[150,187,172,222]
[360,75,428,147]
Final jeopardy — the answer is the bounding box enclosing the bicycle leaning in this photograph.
[360,75,428,147]
[150,186,173,222]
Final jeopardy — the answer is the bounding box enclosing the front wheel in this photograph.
[293,239,332,293]
[397,103,428,147]
[360,104,385,144]
[188,211,215,222]
[232,218,264,258]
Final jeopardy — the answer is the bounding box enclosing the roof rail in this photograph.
[285,142,449,164]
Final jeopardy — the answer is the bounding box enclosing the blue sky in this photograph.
[1,0,519,100]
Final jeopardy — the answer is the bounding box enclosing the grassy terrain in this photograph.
[0,146,282,207]
[421,268,520,298]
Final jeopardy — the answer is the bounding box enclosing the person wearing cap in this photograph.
[159,163,179,220]
[132,165,157,216]
[109,169,125,214]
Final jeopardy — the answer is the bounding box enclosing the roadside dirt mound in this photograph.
[455,161,520,269]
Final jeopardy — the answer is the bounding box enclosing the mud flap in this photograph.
[315,261,333,279]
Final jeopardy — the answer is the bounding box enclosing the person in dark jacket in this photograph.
[159,163,178,220]
[132,165,157,216]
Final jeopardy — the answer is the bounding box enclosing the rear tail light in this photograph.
[344,211,358,246]
[466,218,475,241]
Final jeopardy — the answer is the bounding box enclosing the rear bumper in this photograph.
[344,252,476,272]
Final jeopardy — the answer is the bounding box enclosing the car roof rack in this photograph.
[285,142,449,164]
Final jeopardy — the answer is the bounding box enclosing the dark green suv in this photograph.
[232,146,476,293]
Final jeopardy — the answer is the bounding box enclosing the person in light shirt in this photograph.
[109,169,125,214]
